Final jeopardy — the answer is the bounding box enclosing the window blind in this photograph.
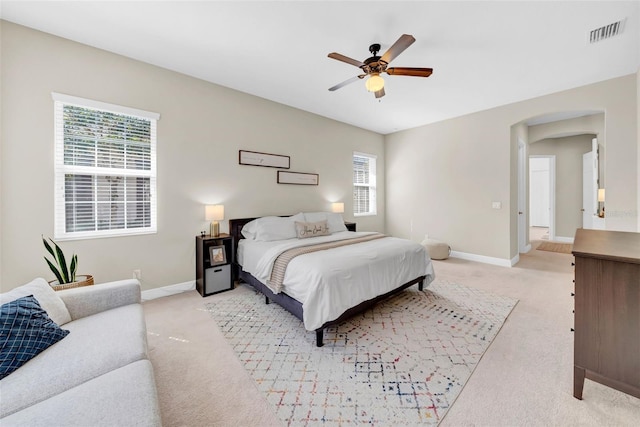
[353,152,377,216]
[52,93,159,240]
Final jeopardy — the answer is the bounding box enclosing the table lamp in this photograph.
[205,205,224,236]
[597,189,605,217]
[331,202,345,213]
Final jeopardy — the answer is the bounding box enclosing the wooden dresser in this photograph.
[572,228,640,400]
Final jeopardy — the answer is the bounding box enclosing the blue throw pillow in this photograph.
[0,295,70,379]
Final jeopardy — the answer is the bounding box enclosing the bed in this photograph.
[230,213,436,347]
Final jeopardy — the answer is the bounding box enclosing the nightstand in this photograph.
[195,234,234,297]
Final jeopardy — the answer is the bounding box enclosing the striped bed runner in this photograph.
[267,233,386,294]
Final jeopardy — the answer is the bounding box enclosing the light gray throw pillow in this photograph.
[0,278,72,325]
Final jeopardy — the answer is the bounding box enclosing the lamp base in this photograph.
[210,221,220,237]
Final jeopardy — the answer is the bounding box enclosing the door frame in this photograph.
[517,139,530,253]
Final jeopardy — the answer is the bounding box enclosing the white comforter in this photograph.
[238,231,436,331]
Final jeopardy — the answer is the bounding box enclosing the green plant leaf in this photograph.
[70,254,77,283]
[53,240,70,283]
[43,236,79,284]
[44,256,65,284]
[42,236,56,259]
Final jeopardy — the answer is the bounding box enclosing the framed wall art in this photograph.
[239,150,290,169]
[277,171,319,185]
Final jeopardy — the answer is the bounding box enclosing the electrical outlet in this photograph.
[133,269,141,280]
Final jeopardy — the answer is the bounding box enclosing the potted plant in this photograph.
[43,236,93,291]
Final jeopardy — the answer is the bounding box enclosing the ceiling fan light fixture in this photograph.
[365,74,384,92]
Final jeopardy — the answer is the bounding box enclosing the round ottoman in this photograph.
[421,237,451,260]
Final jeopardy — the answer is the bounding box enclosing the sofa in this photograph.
[0,278,161,426]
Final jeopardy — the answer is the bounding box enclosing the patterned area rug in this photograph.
[206,281,517,426]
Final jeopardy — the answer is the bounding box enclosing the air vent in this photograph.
[589,18,626,43]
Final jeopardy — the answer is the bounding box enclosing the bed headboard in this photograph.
[229,215,294,260]
[229,217,258,254]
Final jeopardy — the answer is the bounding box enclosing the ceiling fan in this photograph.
[328,34,433,99]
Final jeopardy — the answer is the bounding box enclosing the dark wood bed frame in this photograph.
[229,217,426,347]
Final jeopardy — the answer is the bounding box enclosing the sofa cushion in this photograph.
[0,303,148,417]
[0,296,70,380]
[0,360,161,426]
[0,278,71,325]
[58,279,141,320]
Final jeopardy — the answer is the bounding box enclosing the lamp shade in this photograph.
[365,74,384,92]
[331,202,345,213]
[597,189,605,202]
[205,204,224,221]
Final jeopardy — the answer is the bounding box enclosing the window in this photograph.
[52,93,160,240]
[353,152,377,216]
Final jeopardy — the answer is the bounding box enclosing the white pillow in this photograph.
[242,213,304,241]
[303,212,347,234]
[241,219,259,239]
[0,278,72,325]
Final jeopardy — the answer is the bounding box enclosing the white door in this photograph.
[530,158,550,227]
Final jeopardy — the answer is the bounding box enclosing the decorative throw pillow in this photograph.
[0,295,70,379]
[0,278,72,325]
[295,220,331,239]
[303,212,348,234]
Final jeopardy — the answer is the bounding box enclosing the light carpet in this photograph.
[206,281,517,426]
[536,241,573,254]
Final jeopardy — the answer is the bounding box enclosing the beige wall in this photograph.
[386,74,637,262]
[529,135,594,239]
[1,21,638,287]
[528,114,605,186]
[0,22,384,291]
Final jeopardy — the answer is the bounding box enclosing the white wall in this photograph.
[386,74,637,262]
[0,22,384,291]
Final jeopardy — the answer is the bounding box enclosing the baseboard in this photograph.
[141,280,195,301]
[143,249,522,298]
[450,250,515,268]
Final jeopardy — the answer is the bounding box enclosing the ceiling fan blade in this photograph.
[328,75,365,91]
[328,52,365,68]
[386,67,433,77]
[374,87,385,99]
[380,34,415,64]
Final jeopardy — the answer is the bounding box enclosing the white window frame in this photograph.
[52,93,160,240]
[353,151,377,217]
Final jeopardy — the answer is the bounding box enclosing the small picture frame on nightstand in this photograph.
[209,245,226,267]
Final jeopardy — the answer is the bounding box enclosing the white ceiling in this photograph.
[1,1,638,134]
